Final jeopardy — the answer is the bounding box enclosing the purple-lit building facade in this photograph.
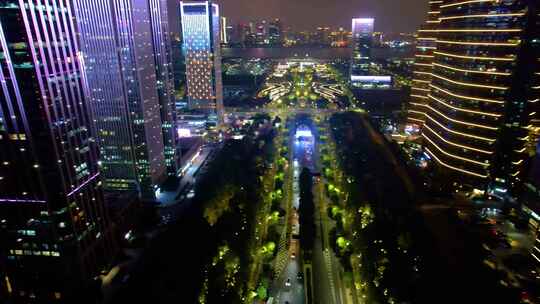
[74,0,170,199]
[106,0,167,197]
[148,0,180,176]
[350,18,390,88]
[74,0,139,193]
[351,18,374,81]
[0,0,115,301]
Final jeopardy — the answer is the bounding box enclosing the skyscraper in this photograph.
[75,0,168,199]
[421,0,539,191]
[226,23,235,45]
[75,0,138,193]
[180,1,224,123]
[113,0,167,196]
[221,16,229,45]
[237,23,250,46]
[166,0,186,95]
[245,21,257,45]
[407,1,442,127]
[148,0,180,176]
[256,20,268,44]
[330,27,349,47]
[314,27,331,46]
[268,19,283,46]
[350,18,375,85]
[0,0,115,301]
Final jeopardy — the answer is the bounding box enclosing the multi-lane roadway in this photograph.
[270,116,355,304]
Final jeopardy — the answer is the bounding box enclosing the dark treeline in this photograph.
[113,114,277,303]
[326,112,519,304]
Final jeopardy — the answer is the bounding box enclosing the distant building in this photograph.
[314,27,331,45]
[351,18,374,78]
[373,32,384,47]
[248,21,256,37]
[244,22,257,46]
[351,18,382,88]
[256,20,268,44]
[226,23,235,45]
[350,18,392,89]
[180,1,224,124]
[221,16,229,45]
[0,1,115,301]
[330,27,349,47]
[298,31,312,45]
[236,23,249,45]
[268,19,284,46]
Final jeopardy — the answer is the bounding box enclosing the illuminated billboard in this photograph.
[177,128,192,138]
[350,75,392,83]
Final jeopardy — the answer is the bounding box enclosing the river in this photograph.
[221,47,414,60]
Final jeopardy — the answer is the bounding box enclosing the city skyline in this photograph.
[2,0,540,303]
[213,0,429,32]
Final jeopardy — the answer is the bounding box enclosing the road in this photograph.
[270,123,312,304]
[309,119,352,304]
[156,144,217,224]
[272,238,304,304]
[270,116,351,304]
[157,145,212,205]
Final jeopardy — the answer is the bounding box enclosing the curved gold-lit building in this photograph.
[408,1,443,127]
[421,0,539,190]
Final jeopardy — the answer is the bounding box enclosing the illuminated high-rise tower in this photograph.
[0,0,115,301]
[75,0,168,199]
[111,0,167,196]
[181,1,224,123]
[75,0,139,193]
[421,0,540,191]
[221,16,229,44]
[407,1,442,127]
[350,18,374,85]
[148,0,181,176]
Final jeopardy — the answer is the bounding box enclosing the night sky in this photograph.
[214,0,429,32]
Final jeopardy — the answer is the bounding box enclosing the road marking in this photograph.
[324,249,339,304]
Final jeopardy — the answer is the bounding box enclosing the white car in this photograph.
[285,278,291,287]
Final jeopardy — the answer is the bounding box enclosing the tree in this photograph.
[203,185,236,226]
[298,167,315,258]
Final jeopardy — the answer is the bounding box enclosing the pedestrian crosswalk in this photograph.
[274,228,289,277]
